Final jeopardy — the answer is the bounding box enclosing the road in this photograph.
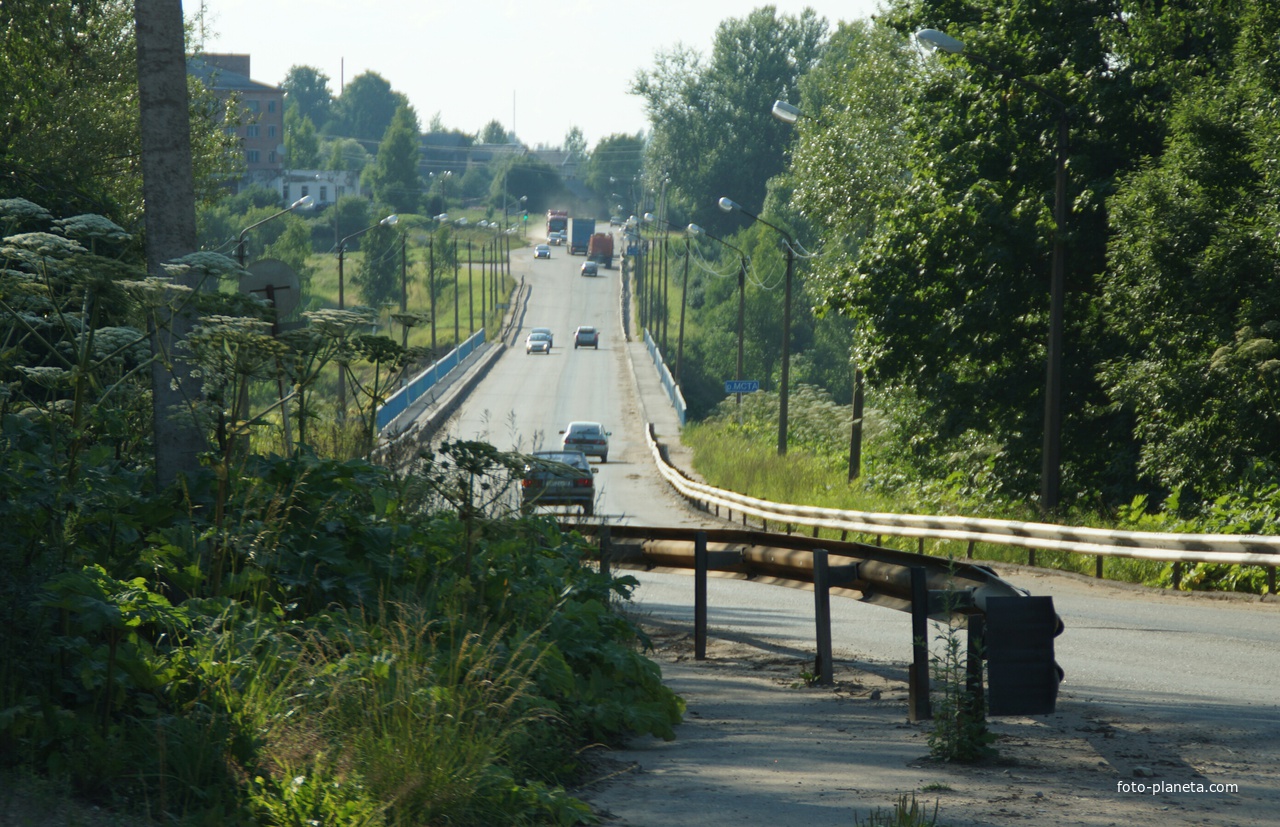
[439,233,711,528]
[436,232,1280,823]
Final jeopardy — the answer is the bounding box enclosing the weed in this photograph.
[854,793,943,826]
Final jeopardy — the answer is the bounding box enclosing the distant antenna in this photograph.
[512,90,516,143]
[341,58,345,93]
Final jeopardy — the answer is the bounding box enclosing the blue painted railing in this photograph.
[376,329,486,431]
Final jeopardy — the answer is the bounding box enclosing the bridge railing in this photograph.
[644,424,1280,572]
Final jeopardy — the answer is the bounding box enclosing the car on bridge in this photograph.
[521,450,597,516]
[560,421,610,462]
[574,325,599,349]
[525,331,552,354]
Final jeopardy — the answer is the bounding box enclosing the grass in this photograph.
[682,415,1171,589]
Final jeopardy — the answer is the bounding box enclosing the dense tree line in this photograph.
[637,0,1280,511]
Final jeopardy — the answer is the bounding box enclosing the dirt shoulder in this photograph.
[576,623,1279,827]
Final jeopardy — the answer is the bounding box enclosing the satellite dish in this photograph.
[241,259,301,319]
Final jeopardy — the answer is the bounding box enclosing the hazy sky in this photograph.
[195,1,886,149]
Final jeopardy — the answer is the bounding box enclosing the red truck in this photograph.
[587,233,614,269]
[546,209,568,236]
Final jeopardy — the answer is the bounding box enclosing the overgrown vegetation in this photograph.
[0,200,682,824]
[684,387,1278,594]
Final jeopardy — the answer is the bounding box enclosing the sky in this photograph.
[195,0,886,150]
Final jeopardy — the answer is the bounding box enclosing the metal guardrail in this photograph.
[644,425,1280,571]
[574,522,1061,718]
[643,330,687,426]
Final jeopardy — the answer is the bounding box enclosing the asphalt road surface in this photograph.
[435,231,1280,824]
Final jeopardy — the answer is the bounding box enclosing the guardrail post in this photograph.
[966,613,985,719]
[598,524,612,579]
[1172,561,1182,590]
[1269,566,1276,596]
[695,531,708,660]
[813,550,834,686]
[1028,549,1037,567]
[1095,555,1104,579]
[909,566,932,721]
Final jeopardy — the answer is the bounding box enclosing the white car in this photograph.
[548,231,567,246]
[534,244,551,259]
[525,332,551,354]
[531,326,553,347]
[560,420,610,462]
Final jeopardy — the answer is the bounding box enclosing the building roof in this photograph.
[188,55,281,94]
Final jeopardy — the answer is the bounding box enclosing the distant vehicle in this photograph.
[531,326,553,347]
[548,230,566,246]
[525,331,552,354]
[609,216,624,227]
[521,450,596,516]
[574,325,599,349]
[546,209,569,236]
[567,217,595,255]
[587,233,614,269]
[560,421,610,462]
[534,244,551,259]
[580,261,599,277]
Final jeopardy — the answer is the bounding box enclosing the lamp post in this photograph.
[771,99,864,479]
[916,27,1070,510]
[336,213,398,419]
[236,194,313,266]
[688,223,749,407]
[719,196,795,457]
[645,213,693,381]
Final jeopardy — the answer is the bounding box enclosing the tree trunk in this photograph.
[134,0,205,487]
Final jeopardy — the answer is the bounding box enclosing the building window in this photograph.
[267,125,276,138]
[247,150,260,164]
[268,100,276,113]
[246,100,260,113]
[268,151,276,163]
[320,186,328,202]
[301,185,309,197]
[246,125,259,138]
[283,185,290,200]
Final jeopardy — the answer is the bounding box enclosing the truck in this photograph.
[587,233,614,269]
[546,209,568,236]
[567,217,595,256]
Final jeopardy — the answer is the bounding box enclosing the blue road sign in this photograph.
[724,380,761,394]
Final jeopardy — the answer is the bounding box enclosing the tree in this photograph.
[284,106,321,168]
[326,137,371,173]
[281,65,334,131]
[479,119,509,144]
[1099,0,1280,496]
[363,105,421,213]
[488,155,566,216]
[332,72,410,142]
[563,126,588,163]
[355,218,401,310]
[2,0,236,227]
[581,132,646,196]
[134,0,205,485]
[631,7,827,234]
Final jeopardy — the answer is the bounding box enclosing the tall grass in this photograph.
[683,389,1172,588]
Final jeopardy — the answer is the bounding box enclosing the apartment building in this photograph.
[189,53,285,188]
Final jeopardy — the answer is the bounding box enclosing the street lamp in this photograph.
[236,194,313,266]
[718,196,795,457]
[771,99,802,126]
[771,98,864,480]
[645,213,693,381]
[688,223,749,408]
[336,213,398,418]
[916,27,1070,510]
